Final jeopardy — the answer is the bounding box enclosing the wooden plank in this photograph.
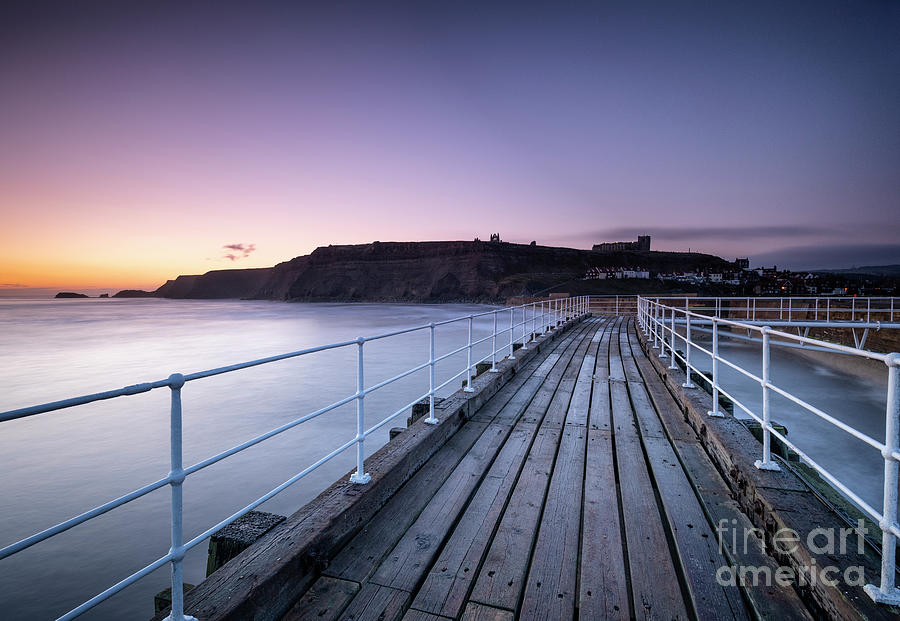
[460,602,514,621]
[564,336,598,428]
[589,380,611,432]
[593,322,612,383]
[410,425,535,618]
[338,582,409,621]
[626,382,668,440]
[519,424,586,620]
[521,333,589,426]
[282,576,359,621]
[608,381,637,438]
[370,421,515,592]
[641,436,749,620]
[579,429,629,620]
[540,377,576,428]
[620,326,643,383]
[324,421,490,583]
[609,373,688,619]
[628,342,698,443]
[673,440,814,621]
[614,431,689,620]
[626,321,746,618]
[401,609,449,621]
[468,427,561,611]
[608,318,626,382]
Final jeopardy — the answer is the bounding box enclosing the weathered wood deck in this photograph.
[279,317,814,621]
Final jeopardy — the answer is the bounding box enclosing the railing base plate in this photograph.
[864,584,900,606]
[349,473,371,485]
[754,459,781,472]
[707,410,725,418]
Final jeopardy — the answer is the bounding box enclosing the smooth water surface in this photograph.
[1,298,508,620]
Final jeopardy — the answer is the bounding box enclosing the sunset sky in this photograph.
[2,2,899,291]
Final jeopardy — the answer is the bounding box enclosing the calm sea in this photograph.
[0,298,890,619]
[0,298,499,620]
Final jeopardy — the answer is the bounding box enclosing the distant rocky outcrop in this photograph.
[55,292,89,298]
[113,290,157,298]
[117,240,730,303]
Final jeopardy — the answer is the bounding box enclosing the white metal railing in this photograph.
[0,296,590,621]
[638,296,900,606]
[587,294,639,316]
[646,295,899,327]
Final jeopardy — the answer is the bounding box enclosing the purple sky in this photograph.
[2,1,899,289]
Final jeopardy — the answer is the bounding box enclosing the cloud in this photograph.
[1,283,29,288]
[564,225,839,243]
[750,243,900,271]
[222,243,256,261]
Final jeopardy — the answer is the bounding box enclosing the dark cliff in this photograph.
[132,240,730,302]
[154,268,272,299]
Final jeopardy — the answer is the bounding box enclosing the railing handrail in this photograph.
[0,296,591,621]
[637,295,900,606]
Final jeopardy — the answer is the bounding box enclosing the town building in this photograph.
[592,235,651,252]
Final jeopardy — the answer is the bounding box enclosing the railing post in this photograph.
[521,306,528,350]
[708,319,723,417]
[865,355,900,605]
[464,316,474,393]
[490,311,499,372]
[424,323,439,424]
[350,338,371,483]
[827,297,831,322]
[682,310,696,389]
[788,297,792,322]
[852,296,856,321]
[668,308,678,370]
[755,327,780,471]
[508,309,515,359]
[165,373,197,621]
[659,304,668,359]
[652,302,660,349]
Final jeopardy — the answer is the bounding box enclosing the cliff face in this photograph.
[144,241,729,302]
[154,268,272,299]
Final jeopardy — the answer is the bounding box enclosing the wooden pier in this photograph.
[163,315,900,621]
[274,317,809,620]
